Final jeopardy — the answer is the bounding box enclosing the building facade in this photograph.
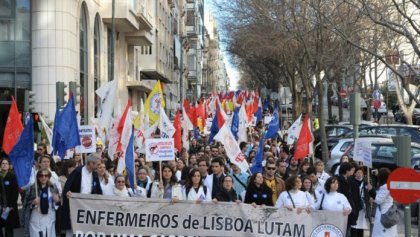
[0,0,227,142]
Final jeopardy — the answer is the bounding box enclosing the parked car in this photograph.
[326,137,420,174]
[339,124,420,143]
[338,120,378,127]
[312,125,353,144]
[412,154,420,171]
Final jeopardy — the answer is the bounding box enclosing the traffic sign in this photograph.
[387,167,420,204]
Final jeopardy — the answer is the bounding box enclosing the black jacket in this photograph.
[337,175,362,227]
[244,183,273,206]
[61,166,102,230]
[0,172,20,229]
[215,188,240,202]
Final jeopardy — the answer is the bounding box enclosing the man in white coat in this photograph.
[204,157,226,198]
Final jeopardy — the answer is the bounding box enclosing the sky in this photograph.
[205,1,240,90]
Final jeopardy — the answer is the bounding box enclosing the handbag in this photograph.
[378,203,401,228]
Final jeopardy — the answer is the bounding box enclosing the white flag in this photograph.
[159,107,175,138]
[238,104,248,143]
[182,107,193,130]
[38,114,53,151]
[96,80,117,129]
[287,114,302,145]
[214,123,249,172]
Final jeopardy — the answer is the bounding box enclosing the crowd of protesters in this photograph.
[0,118,399,237]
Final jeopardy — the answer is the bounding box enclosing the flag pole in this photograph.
[159,160,163,184]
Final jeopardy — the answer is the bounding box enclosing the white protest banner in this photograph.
[70,193,347,237]
[75,125,96,153]
[214,124,249,172]
[353,138,372,168]
[145,138,175,161]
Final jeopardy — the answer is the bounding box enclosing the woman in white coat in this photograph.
[372,168,397,237]
[182,168,211,202]
[316,176,352,214]
[98,160,115,196]
[276,175,312,214]
[150,164,183,201]
[23,169,61,237]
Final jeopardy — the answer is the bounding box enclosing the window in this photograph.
[79,3,88,124]
[107,28,112,82]
[94,14,100,117]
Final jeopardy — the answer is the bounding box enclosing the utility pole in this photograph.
[110,0,115,81]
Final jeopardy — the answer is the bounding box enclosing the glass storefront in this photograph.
[0,0,31,143]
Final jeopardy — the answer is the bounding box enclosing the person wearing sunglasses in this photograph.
[23,169,60,237]
[264,160,285,204]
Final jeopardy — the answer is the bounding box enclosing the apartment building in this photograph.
[203,10,229,94]
[185,0,204,102]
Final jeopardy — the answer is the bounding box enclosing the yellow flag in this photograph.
[145,81,165,125]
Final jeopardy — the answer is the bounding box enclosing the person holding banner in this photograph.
[113,175,146,198]
[213,175,241,203]
[182,169,211,202]
[150,165,183,201]
[23,169,61,237]
[275,176,312,213]
[97,160,114,196]
[316,176,352,215]
[244,172,273,207]
[61,154,102,237]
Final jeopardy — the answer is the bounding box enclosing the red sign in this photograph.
[387,167,420,204]
[340,89,346,98]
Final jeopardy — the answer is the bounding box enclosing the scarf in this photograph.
[113,187,129,197]
[40,186,49,214]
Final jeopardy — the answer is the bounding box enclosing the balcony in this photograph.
[138,45,172,84]
[134,3,153,31]
[126,79,156,92]
[102,0,153,32]
[126,30,154,46]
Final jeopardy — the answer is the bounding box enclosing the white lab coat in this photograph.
[372,185,398,237]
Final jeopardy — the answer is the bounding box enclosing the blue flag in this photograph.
[265,108,280,139]
[193,127,200,139]
[9,114,34,188]
[231,107,239,140]
[125,126,135,191]
[53,95,81,158]
[254,107,263,124]
[263,98,269,111]
[250,136,265,174]
[52,98,61,154]
[207,113,219,144]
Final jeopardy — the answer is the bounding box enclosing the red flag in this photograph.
[2,97,23,154]
[252,96,259,113]
[216,102,225,129]
[173,110,182,152]
[116,100,132,153]
[183,99,191,112]
[245,101,254,122]
[294,115,312,160]
[197,100,206,128]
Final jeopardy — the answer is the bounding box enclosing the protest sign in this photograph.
[75,125,96,153]
[214,124,249,172]
[70,194,347,237]
[145,138,175,161]
[353,138,372,168]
